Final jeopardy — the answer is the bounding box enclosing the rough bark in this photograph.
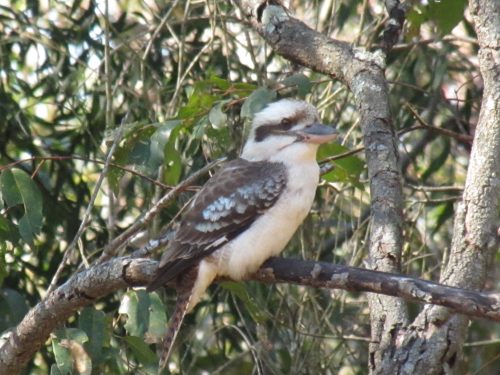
[234,1,408,368]
[1,256,499,375]
[0,257,151,375]
[370,0,500,373]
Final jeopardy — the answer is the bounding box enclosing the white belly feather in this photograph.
[222,162,319,279]
[188,160,320,311]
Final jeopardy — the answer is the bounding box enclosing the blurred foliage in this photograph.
[0,0,496,374]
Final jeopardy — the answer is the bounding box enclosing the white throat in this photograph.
[241,137,320,165]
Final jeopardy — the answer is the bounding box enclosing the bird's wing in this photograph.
[147,158,287,291]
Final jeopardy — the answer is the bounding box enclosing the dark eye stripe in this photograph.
[280,118,292,129]
[254,124,275,142]
[253,111,306,142]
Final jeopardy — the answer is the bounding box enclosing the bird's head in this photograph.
[241,99,338,162]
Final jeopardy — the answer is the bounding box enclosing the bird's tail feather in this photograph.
[158,287,193,372]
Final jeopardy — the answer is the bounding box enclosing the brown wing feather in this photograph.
[147,158,287,291]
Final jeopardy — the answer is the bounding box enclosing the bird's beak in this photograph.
[295,123,338,144]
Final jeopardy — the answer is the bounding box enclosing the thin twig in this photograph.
[168,3,215,116]
[46,115,128,294]
[0,155,175,190]
[408,184,464,192]
[318,121,441,170]
[142,0,180,61]
[410,196,462,204]
[98,157,226,262]
[318,114,470,179]
[406,104,473,143]
[319,147,365,165]
[104,0,116,242]
[387,35,479,52]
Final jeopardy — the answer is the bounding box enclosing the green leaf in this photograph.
[406,6,427,39]
[421,139,450,182]
[0,216,19,244]
[220,282,267,322]
[149,120,182,168]
[108,123,157,194]
[178,92,217,120]
[50,364,63,375]
[52,339,73,375]
[322,166,362,189]
[0,243,5,287]
[281,74,312,98]
[123,335,157,365]
[0,169,43,244]
[163,125,183,185]
[208,102,228,129]
[78,307,106,364]
[430,202,454,236]
[0,288,30,331]
[55,327,89,344]
[240,88,276,119]
[207,74,231,90]
[192,117,209,139]
[428,0,466,35]
[232,82,258,97]
[0,216,18,286]
[119,290,151,337]
[407,0,466,37]
[319,143,365,188]
[206,125,232,158]
[145,292,167,342]
[431,59,449,90]
[336,3,355,31]
[53,329,92,375]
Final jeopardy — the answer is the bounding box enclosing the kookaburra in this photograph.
[147,98,338,368]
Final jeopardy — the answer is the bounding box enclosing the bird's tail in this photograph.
[158,286,193,372]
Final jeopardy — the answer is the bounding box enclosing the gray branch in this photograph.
[1,256,499,375]
[235,0,408,368]
[371,0,500,372]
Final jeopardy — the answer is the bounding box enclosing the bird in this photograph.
[146,98,338,370]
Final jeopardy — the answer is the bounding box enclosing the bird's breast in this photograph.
[213,162,320,280]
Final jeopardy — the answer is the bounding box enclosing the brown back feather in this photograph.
[147,158,286,292]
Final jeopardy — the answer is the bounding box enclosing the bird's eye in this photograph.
[280,118,292,129]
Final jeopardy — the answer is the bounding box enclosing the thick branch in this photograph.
[234,4,408,360]
[236,1,381,84]
[1,256,499,374]
[372,0,500,373]
[253,258,500,322]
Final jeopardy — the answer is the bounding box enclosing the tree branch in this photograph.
[372,0,500,372]
[405,104,473,143]
[234,1,408,365]
[1,256,499,374]
[46,115,127,294]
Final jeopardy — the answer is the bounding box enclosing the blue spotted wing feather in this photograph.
[147,158,287,291]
